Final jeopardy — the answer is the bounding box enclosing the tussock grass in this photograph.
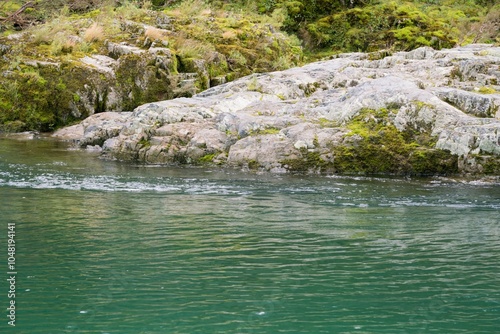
[168,0,210,18]
[173,34,215,59]
[83,23,105,42]
[144,26,168,41]
[221,30,237,40]
[49,34,79,55]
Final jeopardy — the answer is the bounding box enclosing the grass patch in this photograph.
[248,127,281,136]
[144,26,168,41]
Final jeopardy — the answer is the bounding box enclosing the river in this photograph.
[0,136,499,333]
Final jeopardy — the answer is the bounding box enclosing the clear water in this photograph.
[0,137,499,333]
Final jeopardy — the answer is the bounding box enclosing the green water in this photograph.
[0,137,499,333]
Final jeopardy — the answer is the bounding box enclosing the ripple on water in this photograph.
[1,138,500,333]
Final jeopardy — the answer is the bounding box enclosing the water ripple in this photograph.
[1,138,500,333]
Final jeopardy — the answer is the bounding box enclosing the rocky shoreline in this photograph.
[53,44,500,176]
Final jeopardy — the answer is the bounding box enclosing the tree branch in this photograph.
[0,1,35,22]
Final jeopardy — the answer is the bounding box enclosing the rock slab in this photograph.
[54,44,500,175]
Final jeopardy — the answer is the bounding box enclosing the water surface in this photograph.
[1,137,499,333]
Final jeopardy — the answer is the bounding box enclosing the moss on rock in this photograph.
[0,0,304,132]
[331,108,459,176]
[281,150,332,173]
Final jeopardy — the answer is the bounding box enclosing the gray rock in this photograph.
[53,112,132,146]
[107,42,145,59]
[55,44,500,175]
[0,44,11,56]
[80,55,117,75]
[431,87,500,118]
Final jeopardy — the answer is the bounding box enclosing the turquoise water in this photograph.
[1,137,499,333]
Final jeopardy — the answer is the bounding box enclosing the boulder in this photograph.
[55,44,500,176]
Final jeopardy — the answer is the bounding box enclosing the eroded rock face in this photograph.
[54,44,500,175]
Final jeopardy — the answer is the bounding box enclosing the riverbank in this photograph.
[1,0,498,133]
[52,44,500,176]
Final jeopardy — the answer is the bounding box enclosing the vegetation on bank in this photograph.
[0,0,498,133]
[279,108,459,176]
[0,0,303,131]
[260,0,499,55]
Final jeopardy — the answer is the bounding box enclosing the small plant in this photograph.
[138,137,151,148]
[144,26,167,41]
[76,41,93,53]
[49,34,78,55]
[31,25,53,45]
[247,75,262,92]
[222,30,237,40]
[198,153,216,163]
[174,35,214,59]
[449,66,464,81]
[248,127,281,135]
[83,22,104,42]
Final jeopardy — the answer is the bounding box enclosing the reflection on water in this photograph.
[0,137,499,333]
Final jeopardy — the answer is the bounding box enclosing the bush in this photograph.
[261,0,487,52]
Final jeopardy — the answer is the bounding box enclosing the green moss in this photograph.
[286,0,467,52]
[409,148,459,175]
[332,108,459,175]
[317,117,339,128]
[138,137,151,148]
[115,53,175,110]
[367,50,393,61]
[0,64,86,132]
[473,155,500,174]
[247,159,260,169]
[198,153,216,163]
[0,120,26,133]
[281,150,331,173]
[477,86,496,94]
[248,127,281,135]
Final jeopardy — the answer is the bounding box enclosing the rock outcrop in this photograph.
[0,8,302,132]
[54,44,500,175]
